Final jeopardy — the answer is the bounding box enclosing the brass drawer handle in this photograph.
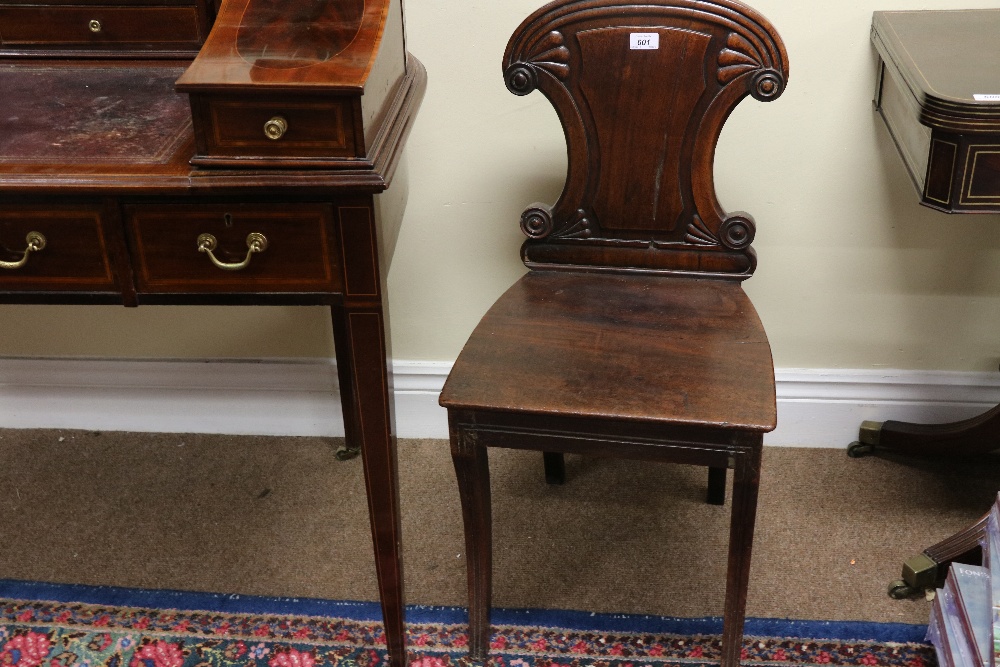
[197,232,267,271]
[89,19,102,33]
[0,231,47,270]
[264,116,288,140]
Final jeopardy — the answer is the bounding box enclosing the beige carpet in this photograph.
[0,428,995,626]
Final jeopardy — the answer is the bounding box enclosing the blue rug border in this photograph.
[0,579,927,644]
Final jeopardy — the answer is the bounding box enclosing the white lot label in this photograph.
[630,33,659,50]
[974,94,1000,101]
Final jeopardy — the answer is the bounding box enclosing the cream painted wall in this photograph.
[1,0,999,374]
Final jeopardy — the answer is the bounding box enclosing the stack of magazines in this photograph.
[927,497,997,667]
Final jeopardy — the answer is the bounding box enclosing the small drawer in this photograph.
[190,94,360,162]
[0,6,205,50]
[126,203,343,294]
[0,205,118,292]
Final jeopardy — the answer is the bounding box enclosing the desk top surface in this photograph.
[0,64,193,169]
[0,58,425,196]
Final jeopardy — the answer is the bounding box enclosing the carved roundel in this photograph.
[718,214,756,250]
[505,64,538,96]
[520,206,553,239]
[750,68,785,102]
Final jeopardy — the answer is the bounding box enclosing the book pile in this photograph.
[927,500,998,667]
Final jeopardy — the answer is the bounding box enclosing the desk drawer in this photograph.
[0,205,117,292]
[126,203,343,294]
[190,94,360,162]
[0,6,205,49]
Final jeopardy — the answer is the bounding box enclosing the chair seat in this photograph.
[440,270,776,432]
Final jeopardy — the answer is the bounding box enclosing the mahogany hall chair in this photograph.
[438,1,787,666]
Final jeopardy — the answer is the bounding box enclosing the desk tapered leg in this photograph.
[333,304,406,667]
[332,307,362,460]
[722,434,762,667]
[449,417,493,664]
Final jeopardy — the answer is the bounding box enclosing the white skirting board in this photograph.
[0,357,998,448]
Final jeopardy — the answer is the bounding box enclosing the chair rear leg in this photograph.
[707,466,727,505]
[543,452,566,484]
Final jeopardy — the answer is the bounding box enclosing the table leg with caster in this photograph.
[847,409,998,599]
[848,401,1000,458]
[886,512,988,598]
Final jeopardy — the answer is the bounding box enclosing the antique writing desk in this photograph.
[856,8,1000,598]
[0,2,425,665]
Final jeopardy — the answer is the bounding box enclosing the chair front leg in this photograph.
[449,419,494,663]
[721,434,763,667]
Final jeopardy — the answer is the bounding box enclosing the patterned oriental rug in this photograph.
[0,580,931,667]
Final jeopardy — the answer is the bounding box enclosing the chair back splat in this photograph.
[505,0,788,279]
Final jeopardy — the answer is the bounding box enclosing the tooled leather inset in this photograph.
[0,67,191,165]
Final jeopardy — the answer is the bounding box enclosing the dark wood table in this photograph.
[870,9,1000,213]
[857,8,1000,598]
[0,2,425,665]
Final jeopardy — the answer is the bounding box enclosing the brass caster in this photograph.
[887,579,919,600]
[335,445,361,461]
[847,442,875,458]
[901,553,938,591]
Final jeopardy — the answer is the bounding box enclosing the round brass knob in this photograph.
[88,19,102,33]
[263,116,288,141]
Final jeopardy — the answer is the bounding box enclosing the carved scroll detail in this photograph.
[553,209,594,239]
[718,212,756,250]
[717,33,762,83]
[718,32,785,101]
[749,68,784,101]
[686,213,756,249]
[521,206,596,240]
[685,215,720,246]
[505,65,539,96]
[521,205,554,239]
[505,30,570,95]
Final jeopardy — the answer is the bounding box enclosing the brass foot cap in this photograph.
[858,420,883,446]
[902,553,937,590]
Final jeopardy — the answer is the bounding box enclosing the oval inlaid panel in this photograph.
[237,0,366,70]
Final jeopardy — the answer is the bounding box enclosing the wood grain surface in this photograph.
[441,271,775,430]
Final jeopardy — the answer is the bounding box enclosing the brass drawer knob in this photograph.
[263,116,288,141]
[197,232,268,271]
[88,19,102,33]
[0,231,47,270]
